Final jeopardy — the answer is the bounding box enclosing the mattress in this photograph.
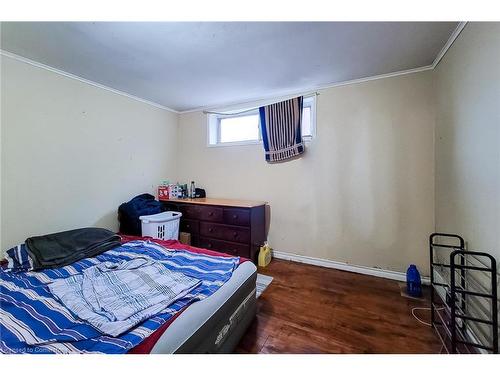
[0,236,257,354]
[151,260,257,353]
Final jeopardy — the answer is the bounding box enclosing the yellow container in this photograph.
[258,242,272,267]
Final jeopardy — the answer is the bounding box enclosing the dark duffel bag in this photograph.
[118,193,164,235]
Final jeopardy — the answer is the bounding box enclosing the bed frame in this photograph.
[172,269,257,353]
[151,269,257,354]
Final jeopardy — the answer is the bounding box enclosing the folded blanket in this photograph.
[26,228,121,270]
[48,257,201,337]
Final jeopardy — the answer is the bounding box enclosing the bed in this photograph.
[0,235,257,354]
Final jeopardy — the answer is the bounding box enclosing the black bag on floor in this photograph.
[118,193,163,236]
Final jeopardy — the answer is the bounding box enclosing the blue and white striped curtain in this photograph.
[259,96,304,163]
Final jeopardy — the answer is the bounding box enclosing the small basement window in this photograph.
[207,95,316,146]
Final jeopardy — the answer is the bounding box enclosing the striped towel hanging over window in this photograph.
[259,96,304,163]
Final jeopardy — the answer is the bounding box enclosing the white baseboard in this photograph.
[272,250,430,285]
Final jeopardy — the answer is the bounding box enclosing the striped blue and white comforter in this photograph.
[0,240,239,354]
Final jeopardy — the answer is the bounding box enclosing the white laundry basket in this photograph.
[139,211,182,240]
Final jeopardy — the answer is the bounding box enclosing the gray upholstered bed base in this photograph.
[173,269,257,353]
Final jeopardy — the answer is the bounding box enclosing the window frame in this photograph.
[207,95,316,147]
[301,95,316,141]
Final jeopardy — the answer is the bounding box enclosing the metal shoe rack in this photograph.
[429,233,498,354]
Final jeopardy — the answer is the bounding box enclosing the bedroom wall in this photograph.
[0,55,178,254]
[177,71,435,275]
[434,23,500,267]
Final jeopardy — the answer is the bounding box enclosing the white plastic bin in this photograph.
[139,211,182,240]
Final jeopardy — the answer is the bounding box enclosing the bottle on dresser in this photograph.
[190,181,196,199]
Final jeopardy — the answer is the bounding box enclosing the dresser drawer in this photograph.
[199,206,223,222]
[223,208,250,226]
[179,204,202,219]
[180,219,199,234]
[198,237,250,258]
[199,222,250,244]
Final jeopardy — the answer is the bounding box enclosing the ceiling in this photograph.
[0,22,458,112]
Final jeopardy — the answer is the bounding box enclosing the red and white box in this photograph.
[157,186,169,201]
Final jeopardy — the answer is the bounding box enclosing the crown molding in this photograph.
[0,50,179,114]
[1,22,467,115]
[180,22,468,114]
[179,64,434,114]
[432,22,468,68]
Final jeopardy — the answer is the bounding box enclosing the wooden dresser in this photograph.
[162,198,266,262]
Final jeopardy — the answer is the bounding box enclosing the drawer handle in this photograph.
[207,243,212,248]
[232,214,238,219]
[208,212,214,216]
[186,224,190,229]
[208,228,214,233]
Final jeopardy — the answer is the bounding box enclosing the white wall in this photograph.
[178,71,435,275]
[434,23,500,346]
[434,22,500,260]
[0,55,178,253]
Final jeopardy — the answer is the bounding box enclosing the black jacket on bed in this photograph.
[26,228,121,270]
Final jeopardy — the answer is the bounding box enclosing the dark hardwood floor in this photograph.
[236,259,441,354]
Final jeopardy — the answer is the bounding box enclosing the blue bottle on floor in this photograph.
[406,264,422,297]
